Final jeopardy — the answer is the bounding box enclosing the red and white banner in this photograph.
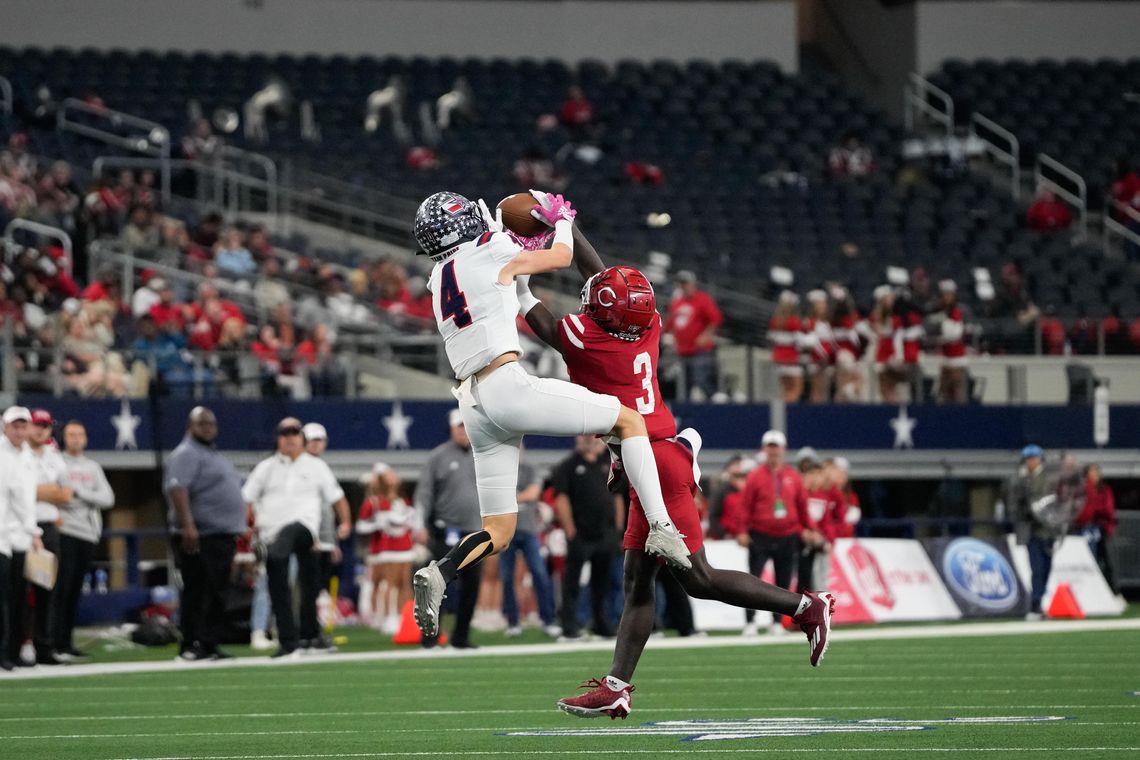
[829,539,962,623]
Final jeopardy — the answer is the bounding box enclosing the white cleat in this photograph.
[412,561,447,638]
[644,521,692,570]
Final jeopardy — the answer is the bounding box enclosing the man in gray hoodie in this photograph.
[53,421,114,660]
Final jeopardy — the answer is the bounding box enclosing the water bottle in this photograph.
[95,568,109,594]
[81,572,92,595]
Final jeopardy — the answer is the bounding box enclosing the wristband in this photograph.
[553,218,574,250]
[518,289,542,316]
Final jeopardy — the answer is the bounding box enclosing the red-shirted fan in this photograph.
[581,265,656,340]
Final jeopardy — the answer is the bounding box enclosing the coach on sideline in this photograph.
[244,417,344,658]
[1,406,37,671]
[165,407,246,661]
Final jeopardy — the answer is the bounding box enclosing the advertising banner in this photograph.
[830,539,961,622]
[1008,535,1125,616]
[695,541,772,630]
[925,537,1028,618]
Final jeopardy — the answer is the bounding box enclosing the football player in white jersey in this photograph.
[410,190,690,639]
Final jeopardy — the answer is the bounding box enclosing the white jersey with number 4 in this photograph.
[428,231,525,380]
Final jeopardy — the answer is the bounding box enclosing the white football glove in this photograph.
[477,198,504,233]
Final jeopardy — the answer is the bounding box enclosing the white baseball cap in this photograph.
[448,408,464,428]
[760,430,787,448]
[2,406,31,425]
[302,422,328,441]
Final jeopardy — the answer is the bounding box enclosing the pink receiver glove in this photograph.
[530,193,577,227]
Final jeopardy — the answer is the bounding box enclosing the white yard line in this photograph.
[1,617,1137,682]
[1,705,1137,723]
[103,749,1140,760]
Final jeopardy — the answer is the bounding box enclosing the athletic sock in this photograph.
[436,530,494,583]
[794,594,812,618]
[605,675,631,691]
[620,436,671,527]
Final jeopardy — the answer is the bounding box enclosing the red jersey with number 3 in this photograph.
[558,311,677,441]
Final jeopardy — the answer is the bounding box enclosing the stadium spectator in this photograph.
[296,324,346,397]
[356,462,414,634]
[1076,464,1117,595]
[2,406,42,667]
[301,422,351,651]
[803,290,836,403]
[190,211,223,250]
[1039,306,1067,355]
[244,416,344,658]
[1026,189,1073,232]
[254,257,291,312]
[34,160,80,233]
[148,281,185,331]
[560,85,595,137]
[769,291,804,402]
[1003,444,1059,618]
[512,146,566,192]
[799,459,831,594]
[119,205,161,251]
[551,435,621,640]
[1068,309,1098,356]
[664,270,724,402]
[164,407,245,660]
[822,457,860,542]
[214,229,257,275]
[130,275,165,318]
[828,131,876,178]
[707,455,754,541]
[181,117,221,162]
[25,409,69,665]
[132,314,195,394]
[61,310,128,397]
[936,280,968,403]
[737,430,822,636]
[413,409,481,649]
[435,76,473,132]
[53,420,113,661]
[500,459,560,638]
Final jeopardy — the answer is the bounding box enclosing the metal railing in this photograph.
[3,218,74,276]
[969,113,1022,200]
[57,98,172,200]
[0,75,12,115]
[1104,199,1140,256]
[220,145,279,220]
[904,73,955,136]
[1035,153,1087,238]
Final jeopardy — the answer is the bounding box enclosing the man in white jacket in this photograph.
[54,420,115,661]
[26,409,70,665]
[1,406,40,669]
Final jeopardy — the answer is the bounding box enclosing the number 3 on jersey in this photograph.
[633,351,655,413]
[440,260,472,328]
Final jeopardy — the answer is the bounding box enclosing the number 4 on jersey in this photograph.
[440,260,472,328]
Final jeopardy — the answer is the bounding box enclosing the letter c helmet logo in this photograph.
[597,286,617,307]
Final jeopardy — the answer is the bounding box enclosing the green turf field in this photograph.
[1,625,1137,759]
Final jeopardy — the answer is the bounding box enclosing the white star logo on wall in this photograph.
[890,406,917,449]
[111,399,141,450]
[383,401,413,449]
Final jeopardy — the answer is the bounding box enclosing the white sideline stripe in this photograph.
[103,749,1140,759]
[1,617,1137,682]
[8,723,1137,741]
[2,706,1137,723]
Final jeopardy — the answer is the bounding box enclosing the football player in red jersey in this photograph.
[516,223,835,720]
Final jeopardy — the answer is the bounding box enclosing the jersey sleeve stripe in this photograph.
[567,313,587,335]
[561,319,586,350]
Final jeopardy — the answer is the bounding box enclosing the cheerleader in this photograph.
[355,463,414,633]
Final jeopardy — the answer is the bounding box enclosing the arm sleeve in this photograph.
[86,463,116,509]
[163,450,197,495]
[240,460,268,505]
[318,462,346,504]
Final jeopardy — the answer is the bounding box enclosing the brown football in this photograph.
[497,192,550,237]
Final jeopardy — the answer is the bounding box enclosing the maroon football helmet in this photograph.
[581,265,656,340]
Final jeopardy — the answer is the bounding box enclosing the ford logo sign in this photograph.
[942,538,1020,611]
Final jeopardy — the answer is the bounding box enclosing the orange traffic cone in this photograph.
[392,600,447,645]
[1046,583,1085,619]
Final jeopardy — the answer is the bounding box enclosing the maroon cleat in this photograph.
[794,591,836,667]
[557,677,634,720]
